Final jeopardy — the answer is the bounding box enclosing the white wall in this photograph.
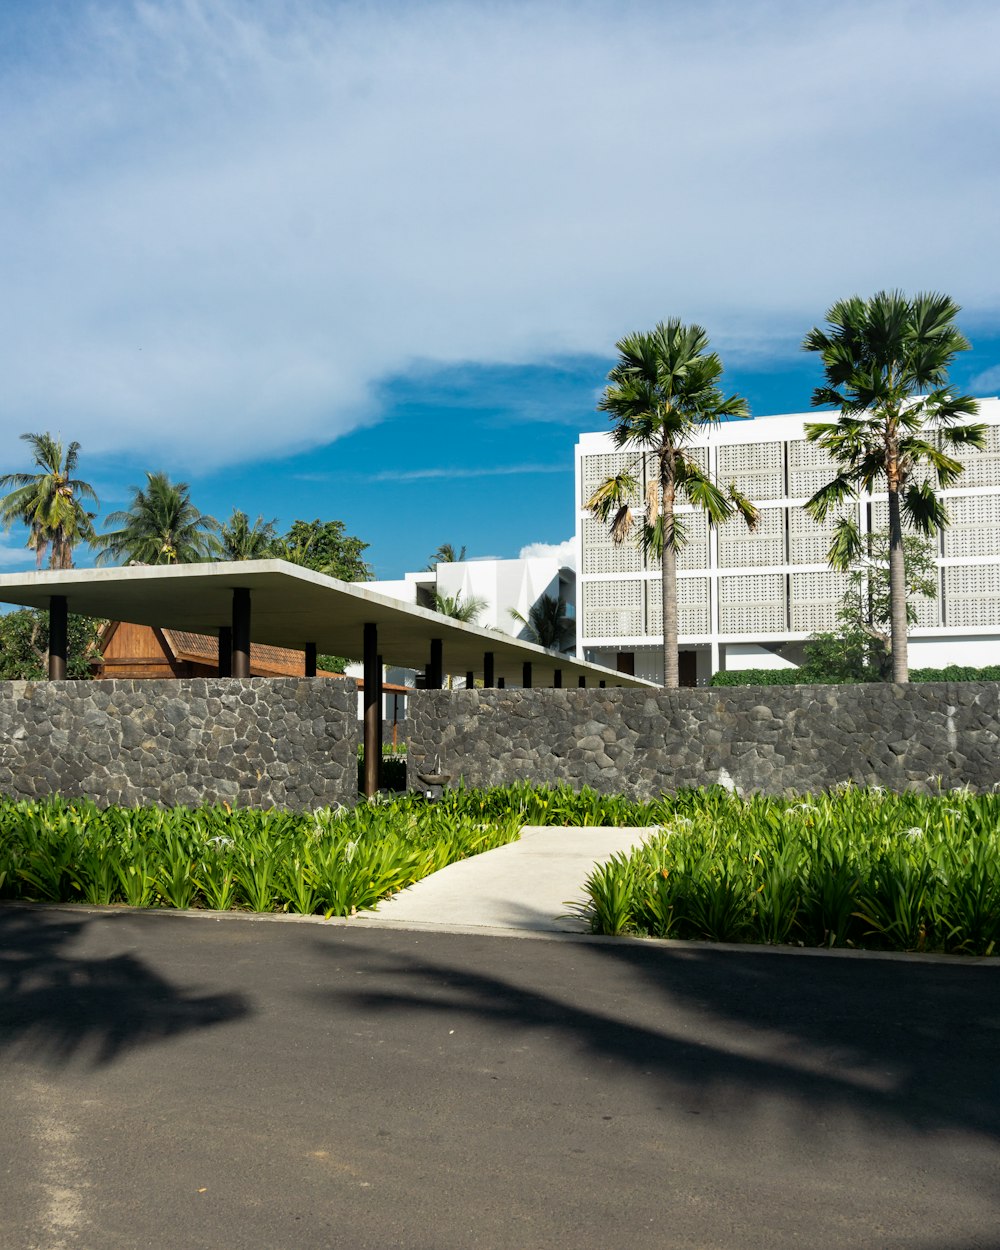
[908,637,1000,668]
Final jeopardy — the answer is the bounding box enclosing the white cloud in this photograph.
[1,0,999,471]
[970,365,1000,395]
[519,537,576,569]
[372,464,565,483]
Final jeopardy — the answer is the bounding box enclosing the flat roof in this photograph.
[0,560,653,688]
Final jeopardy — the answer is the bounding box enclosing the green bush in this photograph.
[0,792,524,917]
[710,669,826,687]
[573,787,1000,954]
[711,664,1000,687]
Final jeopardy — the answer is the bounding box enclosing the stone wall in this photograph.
[407,683,1000,797]
[0,678,358,809]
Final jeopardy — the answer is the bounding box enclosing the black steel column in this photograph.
[522,662,532,689]
[218,626,232,677]
[304,642,317,677]
[48,595,67,680]
[483,651,495,688]
[232,588,251,678]
[553,669,562,688]
[430,638,443,690]
[497,676,505,689]
[599,680,606,688]
[465,671,474,690]
[578,675,586,688]
[363,623,379,799]
[375,652,384,778]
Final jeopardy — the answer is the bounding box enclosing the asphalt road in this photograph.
[2,905,999,1250]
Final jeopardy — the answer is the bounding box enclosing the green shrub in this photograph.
[710,669,820,687]
[575,787,1000,954]
[0,792,523,918]
[711,664,1000,687]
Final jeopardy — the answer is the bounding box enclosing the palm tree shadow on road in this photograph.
[0,906,249,1068]
[306,927,1000,1146]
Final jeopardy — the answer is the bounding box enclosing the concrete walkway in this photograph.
[354,825,656,934]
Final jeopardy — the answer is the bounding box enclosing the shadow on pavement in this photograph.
[0,906,249,1068]
[312,925,1000,1144]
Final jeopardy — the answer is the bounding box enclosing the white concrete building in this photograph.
[357,555,575,693]
[575,399,1000,684]
[368,556,573,640]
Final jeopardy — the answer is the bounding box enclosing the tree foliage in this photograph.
[272,519,371,581]
[0,608,103,680]
[94,472,221,565]
[588,319,756,687]
[220,510,279,560]
[426,542,467,569]
[0,433,98,569]
[432,590,487,623]
[803,530,938,682]
[803,290,982,681]
[509,594,574,651]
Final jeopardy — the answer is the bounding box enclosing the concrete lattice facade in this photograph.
[575,399,1000,684]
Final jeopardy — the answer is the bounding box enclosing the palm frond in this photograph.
[586,471,639,523]
[826,517,863,572]
[901,480,948,535]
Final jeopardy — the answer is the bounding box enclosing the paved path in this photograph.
[2,905,999,1249]
[354,825,655,934]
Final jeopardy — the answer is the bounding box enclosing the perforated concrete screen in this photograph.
[581,515,644,575]
[644,509,709,573]
[581,578,644,639]
[718,572,786,634]
[580,452,642,508]
[943,495,1000,558]
[718,440,784,501]
[788,505,855,566]
[789,570,850,632]
[717,505,784,568]
[943,563,1000,627]
[960,426,1000,489]
[577,407,1000,668]
[646,577,710,636]
[787,439,838,499]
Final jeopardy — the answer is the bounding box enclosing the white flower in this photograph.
[788,802,818,815]
[905,827,923,841]
[207,835,233,848]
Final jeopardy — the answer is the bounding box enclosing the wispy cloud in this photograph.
[970,365,1000,395]
[372,464,567,484]
[1,1,998,473]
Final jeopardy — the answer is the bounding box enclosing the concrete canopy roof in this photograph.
[0,560,653,688]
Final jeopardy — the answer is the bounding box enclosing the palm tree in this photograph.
[426,542,467,569]
[0,433,98,569]
[94,472,221,565]
[587,320,757,688]
[509,594,574,651]
[432,589,487,623]
[803,290,984,682]
[220,509,279,561]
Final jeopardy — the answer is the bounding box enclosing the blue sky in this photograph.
[1,0,999,578]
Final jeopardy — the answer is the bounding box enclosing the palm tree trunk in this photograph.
[886,485,909,682]
[661,453,678,688]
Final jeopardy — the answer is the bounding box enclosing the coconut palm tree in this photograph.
[0,432,98,569]
[426,542,467,569]
[220,509,279,561]
[509,593,574,651]
[432,589,487,623]
[587,320,757,687]
[94,471,221,565]
[803,290,984,682]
